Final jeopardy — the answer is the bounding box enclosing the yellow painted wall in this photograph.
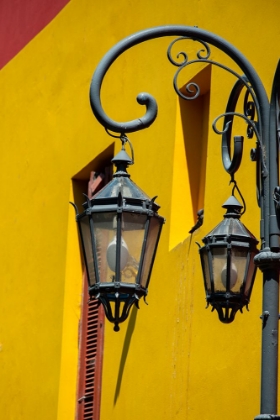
[0,0,279,419]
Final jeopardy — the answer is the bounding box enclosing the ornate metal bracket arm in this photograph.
[215,76,261,176]
[89,25,269,138]
[89,25,275,247]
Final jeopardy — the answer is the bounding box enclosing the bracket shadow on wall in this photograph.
[170,64,211,245]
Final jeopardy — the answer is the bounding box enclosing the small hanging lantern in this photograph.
[198,196,259,323]
[73,142,165,331]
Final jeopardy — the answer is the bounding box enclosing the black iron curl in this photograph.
[244,89,256,139]
[174,80,200,100]
[213,112,260,138]
[213,111,264,176]
[167,36,211,67]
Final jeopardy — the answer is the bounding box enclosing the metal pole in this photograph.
[262,269,279,414]
[255,60,280,419]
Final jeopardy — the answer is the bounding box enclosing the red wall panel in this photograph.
[0,0,70,68]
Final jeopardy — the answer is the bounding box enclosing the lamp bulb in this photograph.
[221,262,238,289]
[106,236,129,272]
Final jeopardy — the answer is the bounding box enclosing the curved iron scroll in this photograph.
[90,26,269,134]
[89,25,274,248]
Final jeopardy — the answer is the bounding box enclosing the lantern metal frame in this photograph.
[84,25,280,418]
[73,146,164,331]
[199,196,259,323]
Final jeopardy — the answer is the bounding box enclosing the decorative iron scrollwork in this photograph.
[89,25,275,248]
[167,37,210,100]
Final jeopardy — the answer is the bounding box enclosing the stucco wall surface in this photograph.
[0,1,279,419]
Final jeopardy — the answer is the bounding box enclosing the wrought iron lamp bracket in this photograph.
[90,27,271,225]
[89,24,280,249]
[86,25,280,417]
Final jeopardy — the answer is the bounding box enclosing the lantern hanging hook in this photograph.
[105,128,135,165]
[120,134,135,165]
[229,175,246,215]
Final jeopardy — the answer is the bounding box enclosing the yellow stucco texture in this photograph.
[0,0,279,419]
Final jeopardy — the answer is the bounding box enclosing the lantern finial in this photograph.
[222,195,243,218]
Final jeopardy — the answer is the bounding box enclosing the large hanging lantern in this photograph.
[73,147,165,331]
[199,196,259,323]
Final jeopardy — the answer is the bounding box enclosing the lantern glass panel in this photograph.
[244,253,257,296]
[201,248,211,293]
[92,212,116,283]
[80,216,97,286]
[140,216,162,288]
[212,248,227,292]
[230,248,248,292]
[121,213,146,284]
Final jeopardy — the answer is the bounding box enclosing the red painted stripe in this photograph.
[0,0,70,69]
